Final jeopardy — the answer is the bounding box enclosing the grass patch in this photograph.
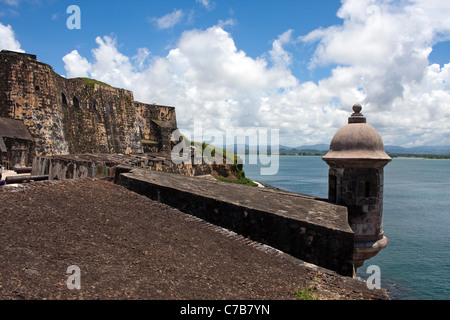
[198,142,253,184]
[294,287,319,300]
[174,137,257,185]
[78,77,112,88]
[215,176,258,187]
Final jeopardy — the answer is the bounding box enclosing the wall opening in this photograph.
[61,93,67,105]
[89,101,96,111]
[66,163,75,179]
[329,174,337,203]
[73,96,80,108]
[365,181,371,198]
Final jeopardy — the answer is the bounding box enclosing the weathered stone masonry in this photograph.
[115,167,356,276]
[0,50,176,160]
[323,105,391,268]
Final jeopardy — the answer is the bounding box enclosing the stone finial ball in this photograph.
[353,104,362,114]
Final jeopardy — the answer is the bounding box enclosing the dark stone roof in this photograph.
[0,117,33,152]
[0,179,388,300]
[0,117,33,141]
[0,50,37,60]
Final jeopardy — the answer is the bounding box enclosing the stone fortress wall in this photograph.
[0,50,176,160]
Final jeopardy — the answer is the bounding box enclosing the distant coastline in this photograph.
[277,149,450,159]
[388,154,450,160]
[278,152,450,159]
[278,149,327,156]
[273,144,450,159]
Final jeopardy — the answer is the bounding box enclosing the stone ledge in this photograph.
[115,167,355,276]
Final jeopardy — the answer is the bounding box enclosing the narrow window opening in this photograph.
[73,96,80,108]
[365,181,371,198]
[61,93,67,105]
[329,175,337,203]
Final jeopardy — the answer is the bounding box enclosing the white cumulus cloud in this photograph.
[0,0,20,6]
[62,0,450,147]
[298,0,450,146]
[0,22,23,52]
[196,0,214,10]
[62,50,91,78]
[151,9,184,30]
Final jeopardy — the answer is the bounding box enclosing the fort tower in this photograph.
[323,104,391,269]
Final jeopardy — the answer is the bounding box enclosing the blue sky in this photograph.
[1,1,343,79]
[1,0,450,147]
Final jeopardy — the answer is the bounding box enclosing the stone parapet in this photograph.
[31,153,239,181]
[115,167,355,276]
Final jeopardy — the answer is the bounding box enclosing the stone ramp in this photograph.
[0,179,387,300]
[115,167,355,276]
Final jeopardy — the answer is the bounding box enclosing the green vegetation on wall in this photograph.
[78,77,112,89]
[294,287,319,300]
[179,137,257,186]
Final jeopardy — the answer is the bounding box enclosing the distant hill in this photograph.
[280,144,329,151]
[295,144,330,151]
[279,144,450,157]
[385,145,450,155]
[284,144,450,154]
[225,143,450,157]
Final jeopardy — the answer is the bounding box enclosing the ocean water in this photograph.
[243,156,450,300]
